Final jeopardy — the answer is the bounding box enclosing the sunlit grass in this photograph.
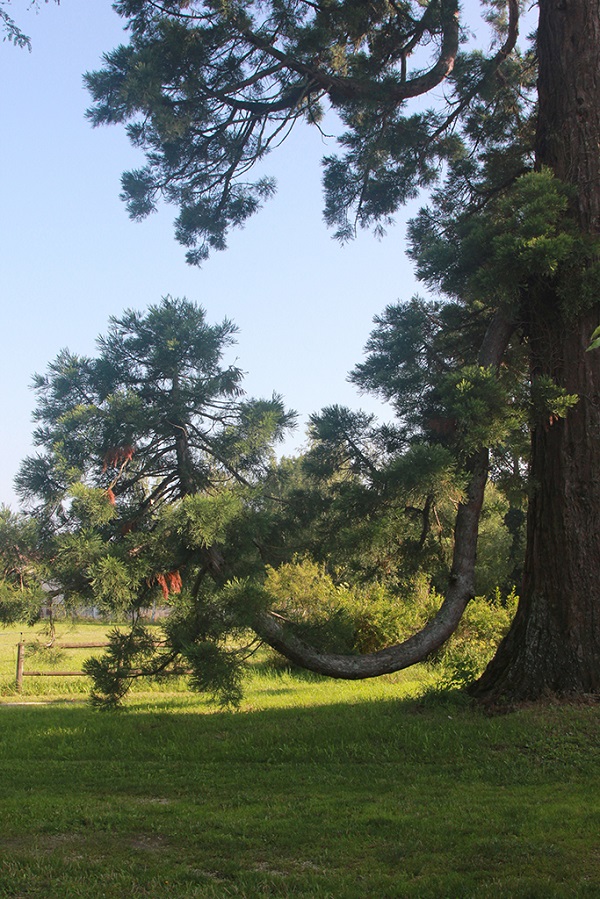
[0,621,435,705]
[0,620,191,700]
[0,623,599,897]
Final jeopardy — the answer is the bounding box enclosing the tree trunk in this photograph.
[471,0,600,702]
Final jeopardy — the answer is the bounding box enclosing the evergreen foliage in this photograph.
[85,0,524,263]
[0,506,45,624]
[1,0,57,50]
[12,289,521,705]
[16,297,295,704]
[13,0,600,702]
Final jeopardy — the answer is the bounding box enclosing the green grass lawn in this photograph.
[0,622,599,898]
[0,620,162,700]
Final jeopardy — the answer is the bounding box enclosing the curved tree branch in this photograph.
[424,0,520,149]
[235,0,461,106]
[254,308,516,678]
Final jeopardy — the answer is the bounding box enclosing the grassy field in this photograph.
[0,620,173,700]
[0,622,599,898]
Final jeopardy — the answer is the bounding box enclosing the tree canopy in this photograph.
[85,0,523,262]
[15,292,521,704]
[11,0,600,704]
[0,505,44,625]
[15,297,298,703]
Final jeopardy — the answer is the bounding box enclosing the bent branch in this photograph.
[254,309,516,678]
[235,0,461,107]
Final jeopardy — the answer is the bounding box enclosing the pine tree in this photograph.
[81,0,600,701]
[0,506,45,624]
[16,296,295,705]
[1,1,58,50]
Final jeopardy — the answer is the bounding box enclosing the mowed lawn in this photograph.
[0,623,599,898]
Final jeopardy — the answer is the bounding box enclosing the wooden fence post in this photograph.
[16,642,25,693]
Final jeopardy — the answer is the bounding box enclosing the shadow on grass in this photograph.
[0,687,597,769]
[0,692,598,898]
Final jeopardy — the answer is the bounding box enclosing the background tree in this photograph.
[16,296,295,704]
[83,0,600,701]
[265,398,518,598]
[0,506,45,625]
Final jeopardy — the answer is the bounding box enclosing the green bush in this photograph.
[264,560,436,653]
[432,588,518,688]
[263,560,517,687]
[338,575,440,653]
[263,559,357,654]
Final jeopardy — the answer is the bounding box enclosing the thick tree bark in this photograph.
[472,0,600,701]
[473,303,600,700]
[261,0,600,697]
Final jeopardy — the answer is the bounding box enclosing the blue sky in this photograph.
[0,1,515,509]
[0,1,426,508]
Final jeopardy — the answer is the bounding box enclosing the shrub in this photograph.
[264,561,442,654]
[263,559,517,688]
[431,588,518,688]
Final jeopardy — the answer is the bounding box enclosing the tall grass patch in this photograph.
[0,621,193,700]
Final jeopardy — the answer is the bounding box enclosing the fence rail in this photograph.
[15,641,109,691]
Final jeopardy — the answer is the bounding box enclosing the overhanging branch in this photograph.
[254,309,516,678]
[234,0,462,106]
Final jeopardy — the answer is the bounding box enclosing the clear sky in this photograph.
[0,1,505,509]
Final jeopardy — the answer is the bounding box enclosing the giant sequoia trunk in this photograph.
[472,0,600,701]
